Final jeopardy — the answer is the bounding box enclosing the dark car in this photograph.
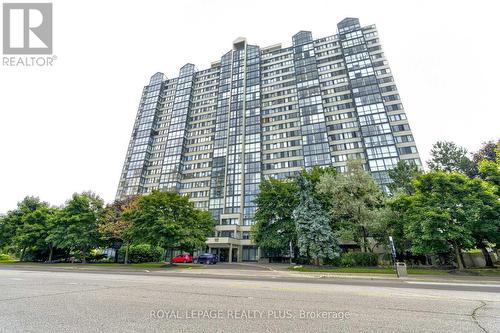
[197,253,218,264]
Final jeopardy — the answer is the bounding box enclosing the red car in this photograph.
[171,253,193,263]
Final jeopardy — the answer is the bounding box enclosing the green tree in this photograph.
[0,197,47,260]
[465,178,500,267]
[51,192,104,264]
[293,175,340,265]
[300,165,338,186]
[391,172,499,270]
[385,194,415,257]
[124,191,214,254]
[472,140,499,166]
[13,204,57,262]
[182,210,215,251]
[44,208,61,262]
[0,213,15,251]
[317,160,385,252]
[0,215,9,251]
[478,143,500,194]
[300,166,338,211]
[252,178,299,256]
[388,160,422,195]
[427,141,475,176]
[252,166,337,259]
[99,196,138,263]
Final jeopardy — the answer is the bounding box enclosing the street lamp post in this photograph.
[388,236,398,277]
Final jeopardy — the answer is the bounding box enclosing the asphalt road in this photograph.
[0,268,499,333]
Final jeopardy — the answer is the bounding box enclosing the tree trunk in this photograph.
[453,243,464,270]
[459,249,466,269]
[361,226,368,252]
[48,244,53,263]
[124,242,130,265]
[20,247,26,262]
[81,246,87,264]
[114,247,119,263]
[479,244,494,267]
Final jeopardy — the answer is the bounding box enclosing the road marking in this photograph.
[406,281,500,288]
[9,278,24,281]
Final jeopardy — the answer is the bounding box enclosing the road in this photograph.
[0,267,499,333]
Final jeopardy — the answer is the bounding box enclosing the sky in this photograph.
[0,0,499,213]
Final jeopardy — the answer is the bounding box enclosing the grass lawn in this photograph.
[0,260,18,264]
[0,261,206,269]
[289,266,394,274]
[464,268,500,276]
[289,266,450,276]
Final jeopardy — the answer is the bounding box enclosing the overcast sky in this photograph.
[0,0,498,213]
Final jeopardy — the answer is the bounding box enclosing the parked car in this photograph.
[171,253,193,263]
[197,253,218,265]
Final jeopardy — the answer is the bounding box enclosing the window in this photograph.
[398,146,418,155]
[366,146,398,159]
[369,158,399,171]
[363,134,394,147]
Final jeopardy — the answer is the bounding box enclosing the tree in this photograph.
[0,213,16,251]
[300,166,337,208]
[427,141,475,176]
[375,199,412,256]
[465,178,500,267]
[0,215,9,250]
[478,143,500,194]
[51,192,104,264]
[99,196,138,263]
[388,160,422,195]
[252,166,337,259]
[293,175,340,265]
[180,210,215,251]
[473,143,500,266]
[44,209,60,262]
[252,178,299,256]
[13,204,56,262]
[300,165,338,185]
[317,160,385,252]
[0,197,47,260]
[472,140,499,166]
[391,172,500,270]
[124,191,214,254]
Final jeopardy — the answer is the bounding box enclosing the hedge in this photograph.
[118,244,163,263]
[340,252,378,267]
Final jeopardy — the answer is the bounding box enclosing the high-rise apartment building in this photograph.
[116,18,421,262]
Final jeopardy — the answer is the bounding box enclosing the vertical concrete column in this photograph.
[229,244,233,263]
[237,246,243,262]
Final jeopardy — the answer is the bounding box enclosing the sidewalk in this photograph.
[2,262,500,286]
[217,262,500,284]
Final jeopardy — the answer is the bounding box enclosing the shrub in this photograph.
[118,244,163,263]
[0,253,12,261]
[322,255,342,266]
[86,253,107,263]
[340,252,378,267]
